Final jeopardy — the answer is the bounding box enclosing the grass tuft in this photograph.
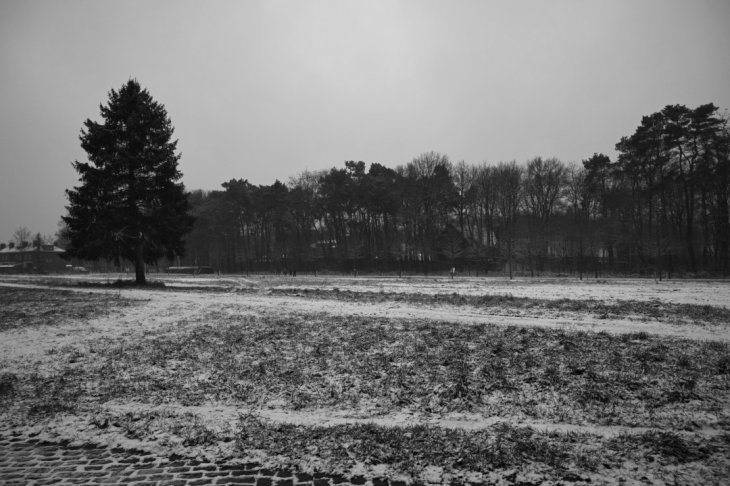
[716,355,730,375]
[0,371,18,398]
[26,372,82,416]
[622,331,650,341]
[236,414,576,474]
[81,279,167,288]
[641,431,709,462]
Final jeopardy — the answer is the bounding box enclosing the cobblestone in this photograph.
[0,432,407,486]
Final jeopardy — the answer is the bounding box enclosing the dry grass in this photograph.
[238,414,586,475]
[2,282,730,484]
[9,310,729,431]
[235,414,728,478]
[0,287,137,332]
[270,287,730,324]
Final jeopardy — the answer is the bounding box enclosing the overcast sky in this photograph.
[1,0,729,244]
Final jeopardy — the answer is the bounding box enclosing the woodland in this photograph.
[181,103,730,277]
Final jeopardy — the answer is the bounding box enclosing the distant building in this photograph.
[0,243,66,273]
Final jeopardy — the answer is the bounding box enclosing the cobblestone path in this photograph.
[0,433,407,486]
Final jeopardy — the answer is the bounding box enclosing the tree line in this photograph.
[180,103,730,277]
[0,227,55,250]
[57,83,730,281]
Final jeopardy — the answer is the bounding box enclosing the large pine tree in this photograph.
[63,79,193,284]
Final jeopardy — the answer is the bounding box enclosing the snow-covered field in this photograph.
[7,272,730,307]
[257,274,730,308]
[1,274,729,484]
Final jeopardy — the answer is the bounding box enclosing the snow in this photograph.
[1,274,729,484]
[98,401,725,439]
[6,273,730,307]
[3,278,728,357]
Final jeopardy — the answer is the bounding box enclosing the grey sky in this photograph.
[1,0,729,244]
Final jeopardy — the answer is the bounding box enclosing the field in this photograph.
[1,274,729,485]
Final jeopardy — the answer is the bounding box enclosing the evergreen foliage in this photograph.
[63,79,193,284]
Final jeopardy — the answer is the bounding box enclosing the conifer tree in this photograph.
[63,79,193,284]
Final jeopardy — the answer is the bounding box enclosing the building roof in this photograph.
[0,245,65,254]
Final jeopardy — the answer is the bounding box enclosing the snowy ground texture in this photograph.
[1,273,729,485]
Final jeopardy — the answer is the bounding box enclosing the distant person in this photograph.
[450,267,455,279]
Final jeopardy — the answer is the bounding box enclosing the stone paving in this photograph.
[0,433,410,486]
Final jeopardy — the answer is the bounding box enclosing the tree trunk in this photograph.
[507,234,513,280]
[684,185,697,273]
[135,244,146,285]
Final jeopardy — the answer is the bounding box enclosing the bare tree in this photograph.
[524,157,567,227]
[493,162,523,279]
[403,152,454,270]
[406,151,451,180]
[12,226,32,248]
[565,163,590,278]
[452,160,476,236]
[523,157,567,274]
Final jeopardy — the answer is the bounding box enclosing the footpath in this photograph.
[0,433,406,486]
